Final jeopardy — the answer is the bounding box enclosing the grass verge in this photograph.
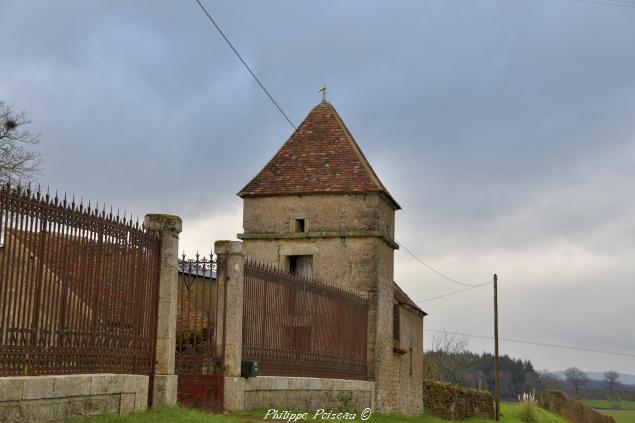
[74,403,569,423]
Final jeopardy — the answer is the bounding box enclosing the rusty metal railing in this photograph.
[176,253,219,375]
[242,260,368,380]
[0,183,161,376]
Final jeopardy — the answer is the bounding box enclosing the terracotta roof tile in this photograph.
[238,101,400,209]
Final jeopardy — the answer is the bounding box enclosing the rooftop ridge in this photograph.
[238,101,400,209]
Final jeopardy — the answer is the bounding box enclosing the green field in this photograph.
[596,410,635,423]
[75,403,568,423]
[583,400,635,410]
[582,400,635,423]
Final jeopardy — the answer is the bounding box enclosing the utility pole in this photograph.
[494,273,500,421]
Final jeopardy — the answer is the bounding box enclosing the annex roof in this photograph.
[238,101,400,209]
[393,281,427,317]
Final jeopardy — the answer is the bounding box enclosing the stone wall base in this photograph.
[224,376,375,413]
[152,374,177,406]
[0,374,148,423]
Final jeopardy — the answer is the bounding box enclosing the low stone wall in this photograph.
[422,380,494,420]
[539,390,616,423]
[0,374,148,422]
[225,376,375,412]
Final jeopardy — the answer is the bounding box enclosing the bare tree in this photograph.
[422,353,440,381]
[564,367,589,397]
[429,331,475,385]
[536,370,562,392]
[604,370,620,400]
[0,101,42,183]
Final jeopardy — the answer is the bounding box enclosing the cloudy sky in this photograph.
[2,0,634,375]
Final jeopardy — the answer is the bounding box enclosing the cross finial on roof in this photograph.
[319,84,327,102]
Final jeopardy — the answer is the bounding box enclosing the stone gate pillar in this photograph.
[144,214,182,406]
[214,240,245,377]
[215,240,246,411]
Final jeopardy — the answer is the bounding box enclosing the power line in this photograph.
[415,282,492,304]
[395,239,484,287]
[192,0,296,130]
[426,329,635,359]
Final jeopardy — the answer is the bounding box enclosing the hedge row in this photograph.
[539,390,615,423]
[422,380,494,421]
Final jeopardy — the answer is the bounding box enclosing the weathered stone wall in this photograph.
[238,193,424,416]
[370,237,400,414]
[242,237,378,297]
[224,376,374,412]
[422,380,494,420]
[0,374,148,423]
[242,194,396,241]
[383,307,424,415]
[240,194,398,404]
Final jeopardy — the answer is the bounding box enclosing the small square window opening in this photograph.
[294,219,306,233]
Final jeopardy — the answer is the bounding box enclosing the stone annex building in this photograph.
[236,99,427,414]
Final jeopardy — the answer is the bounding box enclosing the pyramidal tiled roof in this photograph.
[238,101,400,209]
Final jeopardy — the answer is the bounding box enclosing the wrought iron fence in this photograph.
[242,260,368,380]
[0,183,161,376]
[176,253,218,375]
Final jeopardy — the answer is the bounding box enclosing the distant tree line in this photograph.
[424,332,632,401]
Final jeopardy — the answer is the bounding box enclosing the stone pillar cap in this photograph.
[214,240,243,254]
[144,214,182,233]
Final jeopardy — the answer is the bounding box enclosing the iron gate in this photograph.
[0,183,161,379]
[242,260,368,380]
[176,252,223,412]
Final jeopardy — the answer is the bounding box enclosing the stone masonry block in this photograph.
[214,240,243,255]
[0,378,23,402]
[68,397,92,418]
[123,375,148,396]
[20,398,69,422]
[0,402,21,423]
[91,374,125,395]
[22,376,54,400]
[120,393,136,416]
[154,337,176,375]
[158,271,178,302]
[223,377,245,412]
[144,214,182,233]
[135,388,148,411]
[87,394,120,415]
[152,375,177,406]
[53,374,91,398]
[157,300,176,339]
